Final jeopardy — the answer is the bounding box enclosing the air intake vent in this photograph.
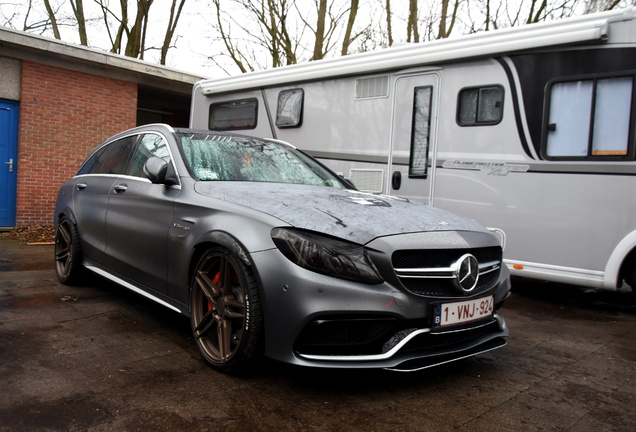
[355,76,389,99]
[349,169,384,193]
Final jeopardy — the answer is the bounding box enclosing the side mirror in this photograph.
[144,157,168,184]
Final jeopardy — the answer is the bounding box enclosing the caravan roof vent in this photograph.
[355,76,389,100]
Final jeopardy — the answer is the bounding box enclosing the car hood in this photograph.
[194,182,489,245]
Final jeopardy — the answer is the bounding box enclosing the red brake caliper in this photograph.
[208,272,221,312]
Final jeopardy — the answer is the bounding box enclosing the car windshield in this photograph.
[178,132,345,188]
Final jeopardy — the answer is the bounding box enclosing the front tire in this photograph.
[190,247,263,372]
[54,216,84,285]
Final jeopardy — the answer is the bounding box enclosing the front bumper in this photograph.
[251,246,510,370]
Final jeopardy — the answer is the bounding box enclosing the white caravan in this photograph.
[190,8,636,292]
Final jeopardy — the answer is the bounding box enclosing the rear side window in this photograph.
[457,86,504,126]
[77,137,136,175]
[544,76,634,159]
[209,98,258,130]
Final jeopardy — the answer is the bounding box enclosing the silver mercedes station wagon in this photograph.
[54,124,511,372]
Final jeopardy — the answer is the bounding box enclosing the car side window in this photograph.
[77,146,109,175]
[127,134,171,178]
[77,137,135,175]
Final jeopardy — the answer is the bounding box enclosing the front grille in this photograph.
[392,247,502,297]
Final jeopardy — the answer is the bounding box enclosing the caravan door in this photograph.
[388,73,439,204]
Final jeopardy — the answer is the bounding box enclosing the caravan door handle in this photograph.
[392,171,402,190]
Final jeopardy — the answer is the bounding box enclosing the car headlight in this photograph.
[271,228,383,284]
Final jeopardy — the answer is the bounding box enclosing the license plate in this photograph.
[434,296,494,327]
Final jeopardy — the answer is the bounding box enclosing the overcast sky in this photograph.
[1,0,607,79]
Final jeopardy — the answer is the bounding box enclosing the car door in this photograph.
[105,132,179,294]
[73,138,136,263]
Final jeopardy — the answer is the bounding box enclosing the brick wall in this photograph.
[17,61,137,226]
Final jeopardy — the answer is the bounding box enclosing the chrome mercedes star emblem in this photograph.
[454,254,479,292]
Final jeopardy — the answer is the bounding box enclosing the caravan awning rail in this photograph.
[199,7,636,96]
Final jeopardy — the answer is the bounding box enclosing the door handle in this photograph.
[392,171,402,190]
[5,158,13,173]
[113,184,128,193]
[76,183,87,190]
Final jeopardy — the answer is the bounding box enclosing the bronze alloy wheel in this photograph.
[54,216,83,285]
[190,248,262,372]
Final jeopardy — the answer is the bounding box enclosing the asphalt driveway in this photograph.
[1,237,635,431]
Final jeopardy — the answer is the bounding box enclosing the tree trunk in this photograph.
[70,0,88,45]
[385,0,393,47]
[341,0,359,55]
[407,0,419,42]
[312,0,328,60]
[160,0,187,65]
[42,0,61,39]
[125,0,154,58]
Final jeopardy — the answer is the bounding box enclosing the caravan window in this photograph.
[409,86,432,177]
[209,98,258,130]
[457,86,504,126]
[545,76,633,159]
[276,89,304,128]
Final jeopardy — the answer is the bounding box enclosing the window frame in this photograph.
[541,72,636,161]
[208,98,259,131]
[456,85,505,127]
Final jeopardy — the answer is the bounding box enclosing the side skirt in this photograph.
[85,264,183,314]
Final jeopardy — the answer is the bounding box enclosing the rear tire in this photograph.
[54,216,85,285]
[190,247,263,372]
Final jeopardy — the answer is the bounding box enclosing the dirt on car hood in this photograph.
[194,181,488,245]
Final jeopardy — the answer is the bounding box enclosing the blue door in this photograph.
[0,99,19,227]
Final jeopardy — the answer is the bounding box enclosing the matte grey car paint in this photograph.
[55,123,511,370]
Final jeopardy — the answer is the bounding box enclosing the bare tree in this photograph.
[407,0,419,42]
[312,0,328,60]
[4,0,187,64]
[4,0,631,77]
[385,0,393,46]
[438,0,460,39]
[211,0,351,70]
[212,0,250,72]
[211,0,299,71]
[526,0,548,23]
[341,0,360,55]
[69,0,87,45]
[42,0,61,38]
[160,0,187,64]
[124,0,153,58]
